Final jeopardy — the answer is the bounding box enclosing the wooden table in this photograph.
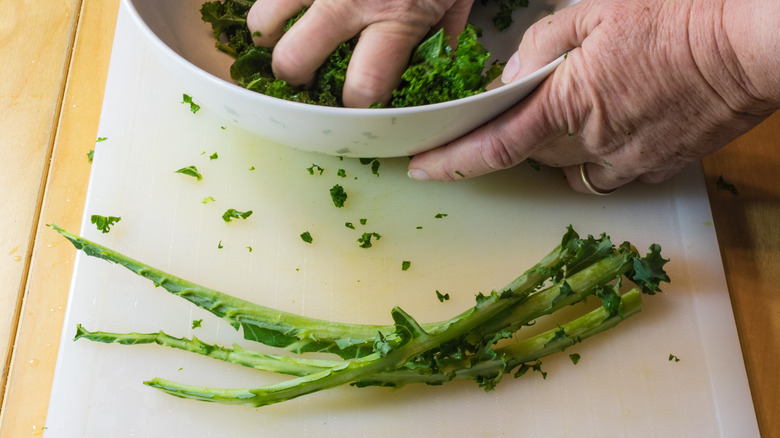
[1,1,777,435]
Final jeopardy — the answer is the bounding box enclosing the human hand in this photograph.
[408,0,779,194]
[246,0,475,108]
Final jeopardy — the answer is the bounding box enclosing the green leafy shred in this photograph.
[515,360,546,379]
[175,166,203,181]
[182,94,201,114]
[329,184,348,208]
[668,354,680,362]
[222,208,253,223]
[87,150,94,163]
[202,196,216,204]
[401,261,411,271]
[628,244,670,295]
[300,231,313,243]
[200,0,251,40]
[357,232,381,248]
[209,152,219,160]
[307,164,324,175]
[90,215,121,234]
[192,319,203,329]
[569,353,581,365]
[358,158,381,176]
[435,290,450,302]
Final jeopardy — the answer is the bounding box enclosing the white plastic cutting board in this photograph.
[45,3,758,437]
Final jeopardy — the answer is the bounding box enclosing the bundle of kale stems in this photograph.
[53,224,669,408]
[200,0,531,107]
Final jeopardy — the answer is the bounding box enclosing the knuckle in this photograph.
[271,46,311,85]
[344,69,393,107]
[476,133,522,171]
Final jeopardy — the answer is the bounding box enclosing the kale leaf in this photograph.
[204,1,502,107]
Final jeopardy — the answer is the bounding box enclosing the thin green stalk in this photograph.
[75,324,337,376]
[144,290,642,400]
[51,224,567,359]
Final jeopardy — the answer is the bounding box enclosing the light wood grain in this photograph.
[702,111,780,438]
[0,0,81,401]
[0,0,119,435]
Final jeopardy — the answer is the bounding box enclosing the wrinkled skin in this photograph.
[247,0,475,108]
[409,0,779,193]
[249,0,779,194]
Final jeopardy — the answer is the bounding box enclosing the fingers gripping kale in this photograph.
[51,224,669,408]
[389,25,502,108]
[201,1,502,107]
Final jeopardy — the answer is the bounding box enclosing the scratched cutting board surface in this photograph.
[45,4,758,438]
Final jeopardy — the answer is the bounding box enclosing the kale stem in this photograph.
[51,224,565,359]
[144,290,642,401]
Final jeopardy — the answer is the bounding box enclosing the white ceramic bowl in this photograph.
[124,0,572,157]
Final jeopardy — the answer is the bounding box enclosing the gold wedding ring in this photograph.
[579,163,616,196]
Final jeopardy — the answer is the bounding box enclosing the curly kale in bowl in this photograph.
[200,1,508,107]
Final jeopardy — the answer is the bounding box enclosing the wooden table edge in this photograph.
[1,0,776,435]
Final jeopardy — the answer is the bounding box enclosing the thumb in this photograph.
[407,1,604,182]
[408,76,563,181]
[502,0,598,82]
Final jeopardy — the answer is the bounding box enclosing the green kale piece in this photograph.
[200,0,251,39]
[306,164,324,175]
[90,215,121,234]
[357,232,382,248]
[627,244,670,295]
[175,165,203,181]
[181,94,201,114]
[329,184,347,208]
[222,208,253,222]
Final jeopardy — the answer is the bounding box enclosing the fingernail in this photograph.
[501,53,520,83]
[407,169,431,181]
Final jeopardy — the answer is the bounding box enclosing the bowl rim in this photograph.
[122,0,563,117]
